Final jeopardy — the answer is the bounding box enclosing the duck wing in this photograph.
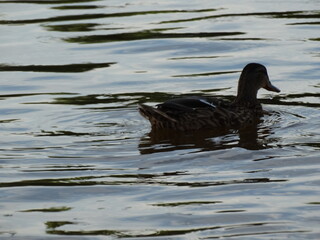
[139,97,237,130]
[158,96,224,113]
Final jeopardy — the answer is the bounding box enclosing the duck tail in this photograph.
[138,104,178,124]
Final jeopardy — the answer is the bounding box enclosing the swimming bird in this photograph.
[138,63,280,131]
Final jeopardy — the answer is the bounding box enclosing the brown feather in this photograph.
[138,63,280,131]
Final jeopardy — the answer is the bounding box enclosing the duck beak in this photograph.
[263,75,281,93]
[264,81,280,93]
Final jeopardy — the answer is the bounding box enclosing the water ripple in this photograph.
[0,0,319,239]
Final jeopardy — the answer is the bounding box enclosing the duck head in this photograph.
[233,63,280,106]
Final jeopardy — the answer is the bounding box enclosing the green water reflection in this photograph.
[64,30,244,44]
[0,0,98,4]
[0,8,218,25]
[0,62,116,73]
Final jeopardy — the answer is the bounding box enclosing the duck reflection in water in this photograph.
[138,63,281,153]
[139,120,279,154]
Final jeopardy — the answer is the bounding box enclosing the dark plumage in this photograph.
[138,63,280,131]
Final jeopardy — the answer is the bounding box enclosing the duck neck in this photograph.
[232,87,260,108]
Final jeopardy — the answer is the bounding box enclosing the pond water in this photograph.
[0,0,319,239]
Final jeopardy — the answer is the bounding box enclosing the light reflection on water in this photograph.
[0,0,320,239]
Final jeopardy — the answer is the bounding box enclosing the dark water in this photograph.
[1,0,320,239]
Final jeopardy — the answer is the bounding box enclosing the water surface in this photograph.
[0,0,319,239]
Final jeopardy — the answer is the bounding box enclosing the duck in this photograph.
[138,63,280,131]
